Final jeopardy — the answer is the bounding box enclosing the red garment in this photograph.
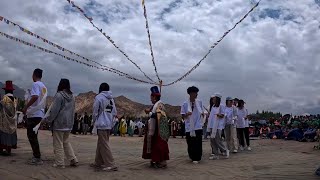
[142,120,169,162]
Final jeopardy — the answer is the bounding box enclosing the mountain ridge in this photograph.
[46,91,181,118]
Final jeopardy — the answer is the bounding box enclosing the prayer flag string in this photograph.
[141,0,161,83]
[0,16,152,83]
[0,0,260,87]
[0,31,156,85]
[65,0,156,83]
[162,0,261,86]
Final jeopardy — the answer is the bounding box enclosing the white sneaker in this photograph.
[192,161,199,164]
[233,150,238,153]
[247,146,252,151]
[225,150,230,159]
[209,155,219,160]
[240,146,244,151]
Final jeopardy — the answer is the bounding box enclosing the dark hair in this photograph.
[33,68,43,79]
[226,99,232,106]
[152,95,161,101]
[209,97,214,112]
[5,90,13,94]
[57,79,72,94]
[99,83,110,93]
[187,86,199,94]
[237,99,245,109]
[234,98,239,102]
[214,97,221,107]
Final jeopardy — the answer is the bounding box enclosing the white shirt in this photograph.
[236,108,248,128]
[27,81,47,118]
[224,106,236,125]
[181,100,204,132]
[208,105,225,130]
[136,121,144,128]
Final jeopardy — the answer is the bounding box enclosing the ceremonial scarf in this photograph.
[187,99,202,137]
[0,94,17,134]
[147,100,162,153]
[208,105,222,138]
[33,101,52,134]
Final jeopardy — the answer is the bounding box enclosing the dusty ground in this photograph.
[0,129,319,180]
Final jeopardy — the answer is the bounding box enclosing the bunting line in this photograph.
[163,0,261,86]
[0,16,150,83]
[65,0,156,83]
[0,31,156,85]
[141,0,161,82]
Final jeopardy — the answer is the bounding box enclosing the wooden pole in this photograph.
[159,80,163,94]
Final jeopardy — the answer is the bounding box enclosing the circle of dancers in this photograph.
[0,68,253,171]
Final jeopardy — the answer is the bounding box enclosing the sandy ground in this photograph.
[0,129,319,180]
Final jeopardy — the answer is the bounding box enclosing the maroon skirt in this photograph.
[142,134,169,162]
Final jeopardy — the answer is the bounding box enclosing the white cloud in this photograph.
[0,0,320,115]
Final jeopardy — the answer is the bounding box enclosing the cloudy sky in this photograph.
[0,0,320,115]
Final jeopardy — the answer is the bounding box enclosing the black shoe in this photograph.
[1,151,10,156]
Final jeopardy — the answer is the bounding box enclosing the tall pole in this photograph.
[159,80,163,94]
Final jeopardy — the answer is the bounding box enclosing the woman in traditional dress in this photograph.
[142,86,169,168]
[113,117,119,136]
[119,118,127,137]
[0,81,17,156]
[171,120,177,138]
[128,120,135,137]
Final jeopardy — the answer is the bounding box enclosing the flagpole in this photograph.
[159,80,163,94]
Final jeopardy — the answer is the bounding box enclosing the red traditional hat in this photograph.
[2,81,15,91]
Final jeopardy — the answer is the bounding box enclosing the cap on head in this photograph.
[213,93,222,99]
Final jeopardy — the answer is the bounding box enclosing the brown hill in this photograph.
[46,91,181,118]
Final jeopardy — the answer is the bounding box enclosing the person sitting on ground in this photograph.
[301,125,317,142]
[273,126,283,139]
[260,125,270,139]
[286,127,303,141]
